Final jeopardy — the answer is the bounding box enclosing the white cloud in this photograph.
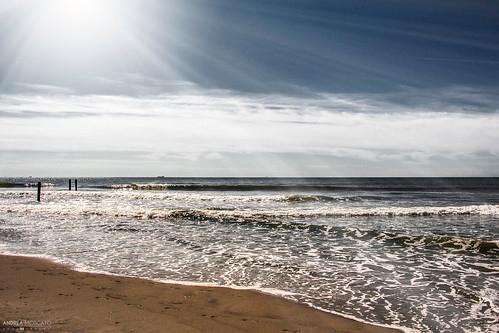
[1,86,498,176]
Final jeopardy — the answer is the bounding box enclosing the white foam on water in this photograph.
[1,191,498,219]
[1,189,497,333]
[301,301,420,333]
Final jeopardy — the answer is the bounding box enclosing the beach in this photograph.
[0,177,497,332]
[0,254,400,333]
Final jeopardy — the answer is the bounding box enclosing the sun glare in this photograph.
[41,0,115,36]
[12,0,180,83]
[24,0,128,61]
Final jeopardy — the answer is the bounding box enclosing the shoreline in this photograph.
[0,254,403,333]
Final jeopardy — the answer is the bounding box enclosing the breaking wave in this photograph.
[0,182,54,188]
[99,182,494,192]
[107,183,348,191]
[1,203,498,255]
[2,202,498,220]
[284,194,366,202]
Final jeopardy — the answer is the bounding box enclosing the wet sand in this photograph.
[0,255,401,333]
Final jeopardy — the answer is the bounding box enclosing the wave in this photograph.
[284,194,365,203]
[100,183,492,192]
[1,203,498,255]
[8,188,367,204]
[142,205,499,219]
[25,182,55,188]
[370,232,498,255]
[2,202,498,220]
[0,190,356,205]
[0,182,24,188]
[0,182,54,188]
[106,183,340,191]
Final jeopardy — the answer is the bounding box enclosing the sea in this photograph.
[0,177,497,333]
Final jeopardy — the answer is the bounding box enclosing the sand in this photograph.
[0,255,401,333]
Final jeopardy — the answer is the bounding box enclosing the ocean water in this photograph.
[0,177,498,332]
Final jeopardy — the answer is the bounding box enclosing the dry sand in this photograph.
[0,255,401,333]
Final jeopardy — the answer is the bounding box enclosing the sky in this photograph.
[1,0,499,176]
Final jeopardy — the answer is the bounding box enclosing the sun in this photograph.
[45,0,112,32]
[10,0,181,81]
[39,0,116,37]
[26,0,126,59]
[50,0,100,16]
[12,0,131,72]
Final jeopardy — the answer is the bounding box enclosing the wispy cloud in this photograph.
[0,110,97,118]
[1,84,498,116]
[1,85,498,176]
[14,82,75,94]
[417,57,499,65]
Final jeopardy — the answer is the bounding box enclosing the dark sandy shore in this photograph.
[0,255,401,333]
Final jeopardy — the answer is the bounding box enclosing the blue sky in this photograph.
[1,0,498,176]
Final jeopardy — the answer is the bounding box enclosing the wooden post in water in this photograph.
[75,179,78,191]
[69,179,72,191]
[37,182,41,202]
